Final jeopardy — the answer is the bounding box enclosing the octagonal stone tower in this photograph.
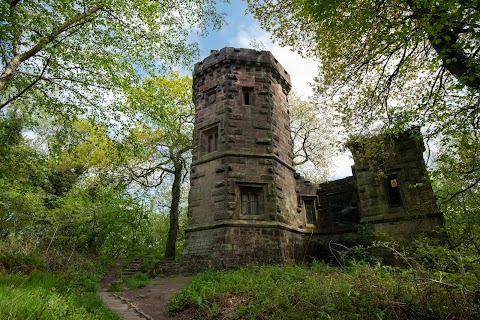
[184,47,304,267]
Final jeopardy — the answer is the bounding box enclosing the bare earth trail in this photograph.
[99,262,193,320]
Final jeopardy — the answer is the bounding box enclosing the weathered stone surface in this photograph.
[185,48,443,269]
[255,138,272,145]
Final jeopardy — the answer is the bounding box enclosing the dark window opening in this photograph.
[244,92,251,105]
[304,199,316,224]
[241,186,263,215]
[386,175,402,206]
[207,131,218,152]
[202,126,219,153]
[243,87,254,105]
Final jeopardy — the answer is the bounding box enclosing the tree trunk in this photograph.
[164,162,182,259]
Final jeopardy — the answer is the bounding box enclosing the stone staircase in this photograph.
[122,258,144,277]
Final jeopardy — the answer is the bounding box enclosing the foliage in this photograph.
[107,273,149,292]
[169,261,480,319]
[0,252,45,274]
[0,109,172,261]
[123,73,194,258]
[0,270,119,319]
[0,110,48,236]
[0,0,223,119]
[289,92,337,182]
[247,0,479,133]
[123,73,193,188]
[247,0,480,195]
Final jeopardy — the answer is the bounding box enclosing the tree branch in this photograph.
[0,5,102,91]
[0,55,51,109]
[0,43,8,66]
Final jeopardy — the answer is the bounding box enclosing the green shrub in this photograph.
[107,273,150,292]
[0,253,45,273]
[168,262,480,319]
[0,270,119,319]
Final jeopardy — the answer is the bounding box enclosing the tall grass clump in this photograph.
[107,272,150,292]
[0,270,119,319]
[168,260,480,319]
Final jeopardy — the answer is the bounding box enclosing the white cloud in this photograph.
[229,24,318,98]
[227,24,354,179]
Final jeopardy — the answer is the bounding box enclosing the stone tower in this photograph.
[352,129,443,238]
[184,47,304,267]
[183,48,443,269]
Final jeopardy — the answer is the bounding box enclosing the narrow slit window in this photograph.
[304,199,316,225]
[386,175,402,206]
[202,126,219,153]
[207,132,218,152]
[242,87,254,105]
[244,92,251,105]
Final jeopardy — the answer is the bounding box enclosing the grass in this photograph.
[107,272,150,292]
[0,270,120,320]
[168,261,480,319]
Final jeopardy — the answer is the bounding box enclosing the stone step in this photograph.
[121,258,145,277]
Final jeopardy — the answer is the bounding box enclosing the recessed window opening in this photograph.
[386,175,402,206]
[242,87,254,105]
[241,186,263,215]
[202,126,219,153]
[304,199,316,225]
[207,131,218,152]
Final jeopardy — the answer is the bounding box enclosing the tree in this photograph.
[289,92,336,182]
[0,109,162,258]
[124,73,193,258]
[0,0,223,116]
[0,111,47,240]
[247,0,480,195]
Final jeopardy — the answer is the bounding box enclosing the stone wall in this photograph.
[351,128,443,238]
[318,177,359,233]
[184,48,444,269]
[185,47,304,264]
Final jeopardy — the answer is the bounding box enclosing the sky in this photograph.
[190,1,354,180]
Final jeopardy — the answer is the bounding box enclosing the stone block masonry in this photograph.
[184,47,304,265]
[183,48,444,269]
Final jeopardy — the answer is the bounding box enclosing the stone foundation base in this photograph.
[183,214,444,271]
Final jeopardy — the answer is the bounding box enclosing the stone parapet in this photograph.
[194,47,291,92]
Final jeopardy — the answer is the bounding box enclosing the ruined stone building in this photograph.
[183,47,444,267]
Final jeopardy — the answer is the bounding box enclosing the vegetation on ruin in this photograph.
[169,246,480,319]
[247,0,480,295]
[1,0,480,318]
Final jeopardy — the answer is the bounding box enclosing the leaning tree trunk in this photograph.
[164,161,182,259]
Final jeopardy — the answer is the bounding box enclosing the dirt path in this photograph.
[117,276,193,320]
[98,290,148,320]
[99,262,193,320]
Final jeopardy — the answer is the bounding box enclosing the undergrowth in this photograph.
[0,249,119,319]
[0,270,119,319]
[107,272,150,292]
[168,260,480,319]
